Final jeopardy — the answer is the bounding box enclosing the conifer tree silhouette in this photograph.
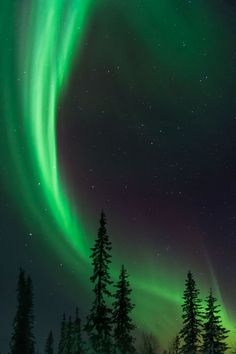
[85,211,113,354]
[45,330,53,354]
[9,269,35,354]
[71,308,86,354]
[58,314,67,354]
[112,265,136,354]
[26,276,35,354]
[139,332,159,354]
[65,316,73,354]
[202,288,229,354]
[180,271,202,354]
[171,335,180,354]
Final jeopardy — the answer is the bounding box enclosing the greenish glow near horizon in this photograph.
[0,0,235,347]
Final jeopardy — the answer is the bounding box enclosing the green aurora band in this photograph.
[0,0,235,346]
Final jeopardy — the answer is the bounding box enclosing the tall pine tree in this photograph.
[112,265,136,354]
[202,288,229,354]
[45,331,54,354]
[10,269,35,354]
[71,308,85,354]
[85,211,113,354]
[180,271,202,354]
[58,314,67,354]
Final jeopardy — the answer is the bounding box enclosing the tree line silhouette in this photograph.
[7,212,231,353]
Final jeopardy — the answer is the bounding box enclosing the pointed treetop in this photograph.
[100,209,106,226]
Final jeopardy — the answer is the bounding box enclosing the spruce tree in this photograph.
[202,288,229,354]
[112,265,136,354]
[171,335,180,354]
[179,271,202,354]
[58,314,67,354]
[71,308,85,354]
[26,276,35,354]
[139,332,159,354]
[85,211,113,354]
[45,331,54,354]
[65,316,73,354]
[10,269,35,354]
[10,269,27,354]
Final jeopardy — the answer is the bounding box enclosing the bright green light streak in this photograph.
[17,0,94,261]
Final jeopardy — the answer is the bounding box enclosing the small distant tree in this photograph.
[113,265,136,354]
[202,288,229,354]
[58,314,67,354]
[65,316,73,354]
[45,331,53,354]
[10,269,35,354]
[179,271,202,354]
[171,335,180,354]
[26,276,35,354]
[71,308,86,353]
[85,211,113,354]
[139,332,159,354]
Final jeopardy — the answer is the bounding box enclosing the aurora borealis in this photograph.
[1,0,236,351]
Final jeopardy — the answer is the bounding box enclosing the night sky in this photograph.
[1,0,236,352]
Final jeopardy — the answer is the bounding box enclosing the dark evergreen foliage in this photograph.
[45,330,53,354]
[6,214,232,354]
[58,314,67,354]
[9,269,35,354]
[65,316,73,354]
[171,335,180,354]
[202,288,229,354]
[112,265,136,354]
[139,332,159,354]
[71,308,86,354]
[179,271,202,354]
[85,211,113,354]
[26,276,35,354]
